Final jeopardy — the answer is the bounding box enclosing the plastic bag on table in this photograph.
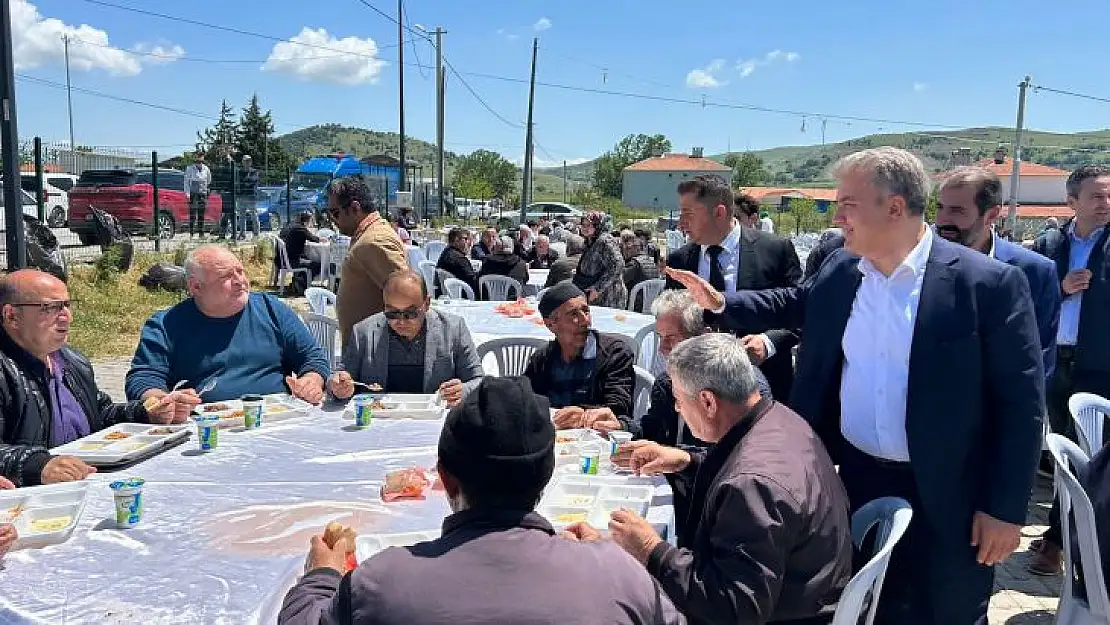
[381,467,431,502]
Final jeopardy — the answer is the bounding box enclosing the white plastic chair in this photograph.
[665,230,686,251]
[324,236,350,291]
[831,497,914,625]
[272,237,312,293]
[476,337,548,377]
[302,312,339,366]
[534,287,548,304]
[304,287,337,315]
[626,278,666,313]
[1046,434,1110,625]
[406,245,426,271]
[632,365,654,421]
[1069,392,1110,457]
[423,240,447,264]
[443,278,476,301]
[418,260,438,297]
[479,275,523,301]
[630,322,658,372]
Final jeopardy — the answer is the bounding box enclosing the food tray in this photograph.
[538,474,653,531]
[195,393,314,429]
[52,422,192,466]
[344,394,445,420]
[553,429,607,472]
[354,530,440,563]
[0,481,90,550]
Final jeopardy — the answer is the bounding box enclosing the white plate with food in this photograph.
[538,475,654,531]
[0,481,90,550]
[343,394,445,420]
[51,422,192,466]
[195,393,314,429]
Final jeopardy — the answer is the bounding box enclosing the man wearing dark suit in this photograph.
[669,147,1045,625]
[1028,164,1110,575]
[665,182,802,400]
[803,228,846,280]
[435,227,479,295]
[935,166,1060,379]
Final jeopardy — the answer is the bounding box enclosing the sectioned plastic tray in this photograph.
[52,422,191,466]
[344,394,445,420]
[0,481,90,550]
[538,474,653,531]
[194,394,313,429]
[354,530,440,563]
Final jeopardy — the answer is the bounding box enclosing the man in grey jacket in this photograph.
[279,376,686,625]
[327,270,482,406]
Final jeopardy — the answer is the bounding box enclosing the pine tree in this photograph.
[195,100,240,163]
[236,94,292,181]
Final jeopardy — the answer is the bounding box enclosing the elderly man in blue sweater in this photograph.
[126,245,330,411]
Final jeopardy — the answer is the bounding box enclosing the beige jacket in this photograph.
[336,214,407,340]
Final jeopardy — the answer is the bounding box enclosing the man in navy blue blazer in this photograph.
[935,166,1060,379]
[669,147,1046,625]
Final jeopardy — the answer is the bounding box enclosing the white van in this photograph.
[20,172,78,227]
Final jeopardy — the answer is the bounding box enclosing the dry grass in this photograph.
[67,243,275,359]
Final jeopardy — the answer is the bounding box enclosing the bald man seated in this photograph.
[327,270,483,407]
[126,245,331,405]
[0,270,196,487]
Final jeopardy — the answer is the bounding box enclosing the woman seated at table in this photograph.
[327,270,484,407]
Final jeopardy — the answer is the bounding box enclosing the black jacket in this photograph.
[803,233,846,281]
[523,331,636,433]
[528,248,560,270]
[280,224,322,263]
[478,252,529,297]
[544,255,581,288]
[436,245,479,293]
[0,329,149,486]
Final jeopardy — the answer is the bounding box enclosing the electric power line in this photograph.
[1031,84,1110,106]
[352,0,433,43]
[443,59,524,129]
[15,73,217,120]
[401,2,430,79]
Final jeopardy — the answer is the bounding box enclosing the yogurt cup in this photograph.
[110,477,145,529]
[195,415,220,451]
[241,394,264,429]
[579,443,602,475]
[608,431,634,458]
[352,394,375,428]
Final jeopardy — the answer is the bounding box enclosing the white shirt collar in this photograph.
[987,231,997,259]
[700,222,743,256]
[583,333,598,359]
[858,225,933,280]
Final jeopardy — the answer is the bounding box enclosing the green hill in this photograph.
[536,126,1110,186]
[275,124,464,181]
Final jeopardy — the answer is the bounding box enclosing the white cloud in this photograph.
[263,27,387,86]
[534,17,552,31]
[496,28,505,35]
[507,34,520,41]
[913,82,928,92]
[733,49,800,78]
[686,58,728,89]
[11,0,182,76]
[132,42,185,65]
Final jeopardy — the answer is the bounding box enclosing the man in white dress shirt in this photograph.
[668,147,1045,625]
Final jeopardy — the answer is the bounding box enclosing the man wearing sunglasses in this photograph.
[327,270,483,406]
[329,177,408,342]
[0,270,195,487]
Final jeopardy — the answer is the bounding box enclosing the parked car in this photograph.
[67,169,223,245]
[497,202,583,228]
[0,183,41,232]
[19,173,78,227]
[255,185,316,231]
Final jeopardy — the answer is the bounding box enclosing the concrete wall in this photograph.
[622,170,734,214]
[1002,176,1067,204]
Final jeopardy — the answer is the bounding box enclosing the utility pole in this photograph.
[396,0,406,194]
[1005,76,1031,238]
[562,160,567,203]
[63,34,76,173]
[520,37,538,220]
[435,27,446,218]
[820,118,827,146]
[0,0,26,269]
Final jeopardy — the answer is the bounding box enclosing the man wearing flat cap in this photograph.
[524,282,636,435]
[280,376,686,625]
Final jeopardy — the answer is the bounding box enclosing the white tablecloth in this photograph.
[0,406,673,624]
[432,300,653,349]
[304,241,329,265]
[527,269,549,288]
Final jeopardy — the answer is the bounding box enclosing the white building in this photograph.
[972,156,1068,204]
[622,150,732,214]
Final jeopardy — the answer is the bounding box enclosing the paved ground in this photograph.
[90,356,1064,624]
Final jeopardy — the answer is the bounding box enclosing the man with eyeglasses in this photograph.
[329,177,407,342]
[327,270,483,406]
[523,282,635,435]
[0,270,196,487]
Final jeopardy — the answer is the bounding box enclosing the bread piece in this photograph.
[323,522,357,553]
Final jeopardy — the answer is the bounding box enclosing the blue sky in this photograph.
[11,0,1110,166]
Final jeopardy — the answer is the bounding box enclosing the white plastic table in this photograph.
[431,300,653,349]
[0,405,673,625]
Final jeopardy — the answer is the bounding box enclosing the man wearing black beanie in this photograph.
[280,376,685,625]
[525,282,637,435]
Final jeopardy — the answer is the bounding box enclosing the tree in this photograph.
[723,152,769,187]
[591,133,672,198]
[195,100,240,163]
[454,149,517,199]
[789,197,817,235]
[455,176,493,200]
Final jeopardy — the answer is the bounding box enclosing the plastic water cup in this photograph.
[195,415,219,451]
[110,477,145,529]
[579,443,602,475]
[608,431,633,458]
[352,394,375,428]
[241,394,264,429]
